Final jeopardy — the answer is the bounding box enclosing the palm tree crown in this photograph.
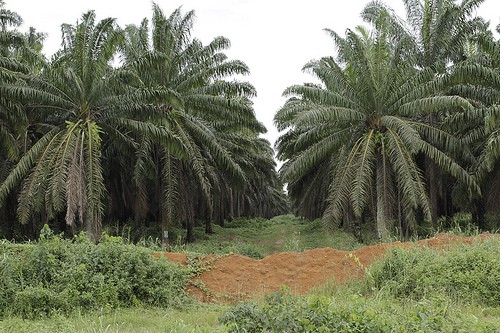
[275,13,476,237]
[0,11,134,239]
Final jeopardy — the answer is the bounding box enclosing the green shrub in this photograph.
[220,287,499,332]
[221,289,399,333]
[226,242,266,259]
[366,238,500,306]
[11,286,72,318]
[0,227,190,318]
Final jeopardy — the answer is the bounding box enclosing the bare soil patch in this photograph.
[158,233,496,303]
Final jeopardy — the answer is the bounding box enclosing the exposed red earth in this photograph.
[158,233,496,303]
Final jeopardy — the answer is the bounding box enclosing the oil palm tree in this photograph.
[362,0,486,70]
[219,133,288,220]
[275,13,477,238]
[0,0,23,56]
[444,27,500,228]
[121,4,264,242]
[0,11,184,240]
[0,0,29,237]
[361,0,487,222]
[0,0,26,160]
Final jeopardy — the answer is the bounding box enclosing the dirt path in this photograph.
[159,233,495,303]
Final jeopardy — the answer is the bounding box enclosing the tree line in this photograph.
[275,0,500,239]
[1,0,499,243]
[0,1,288,242]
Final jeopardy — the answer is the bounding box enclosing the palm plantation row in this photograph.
[276,0,500,238]
[1,0,499,242]
[0,1,287,242]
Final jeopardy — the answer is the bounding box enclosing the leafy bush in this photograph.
[220,287,499,332]
[366,238,500,306]
[0,227,190,318]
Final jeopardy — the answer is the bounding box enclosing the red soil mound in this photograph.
[158,233,496,303]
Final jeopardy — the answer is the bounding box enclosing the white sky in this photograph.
[6,0,500,147]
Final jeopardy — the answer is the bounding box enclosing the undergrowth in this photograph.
[166,215,364,258]
[220,237,500,332]
[0,225,190,319]
[366,237,500,306]
[221,287,499,333]
[0,305,228,333]
[1,218,498,332]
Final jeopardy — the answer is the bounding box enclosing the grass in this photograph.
[1,216,498,332]
[167,215,368,258]
[0,305,229,333]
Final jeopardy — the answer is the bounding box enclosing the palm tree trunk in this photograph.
[397,187,403,239]
[472,197,485,230]
[376,155,389,240]
[161,215,169,245]
[160,182,169,245]
[1,203,13,239]
[185,207,195,243]
[215,194,224,227]
[354,214,363,243]
[376,192,386,239]
[229,189,234,220]
[202,200,214,234]
[426,158,439,225]
[237,192,241,217]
